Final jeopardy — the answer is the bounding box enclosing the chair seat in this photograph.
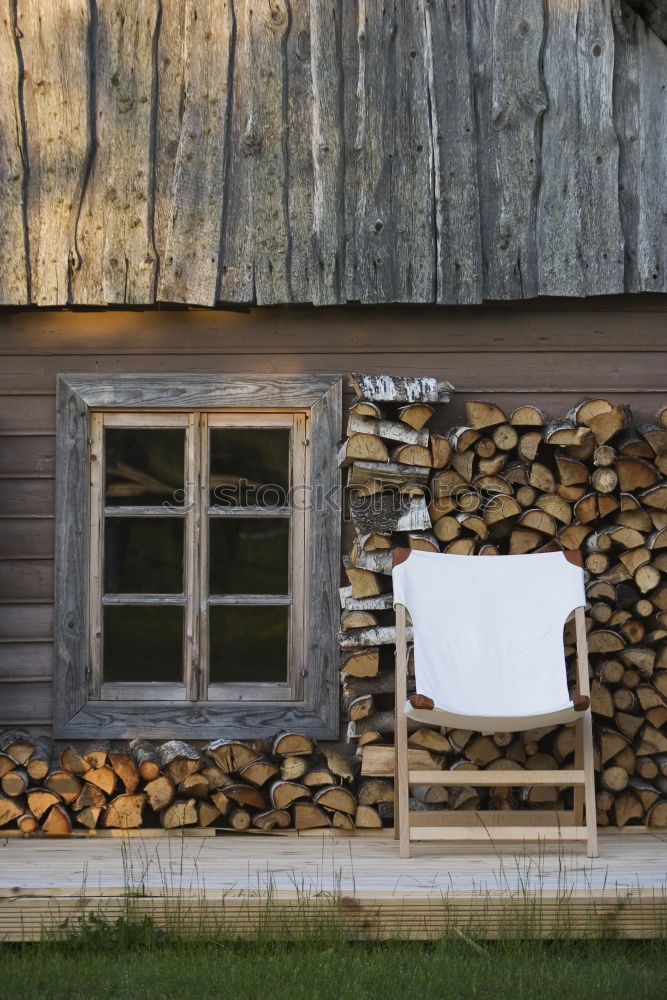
[405,698,584,733]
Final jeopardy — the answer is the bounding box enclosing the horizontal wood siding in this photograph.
[0,303,666,731]
[1,2,667,306]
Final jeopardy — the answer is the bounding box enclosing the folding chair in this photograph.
[392,547,597,858]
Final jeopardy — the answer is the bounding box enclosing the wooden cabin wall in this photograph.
[1,298,666,736]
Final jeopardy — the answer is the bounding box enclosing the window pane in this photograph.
[209,606,288,684]
[209,428,290,507]
[209,519,289,595]
[104,606,183,683]
[105,428,185,507]
[105,519,184,594]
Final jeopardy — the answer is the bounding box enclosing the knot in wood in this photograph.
[242,125,263,157]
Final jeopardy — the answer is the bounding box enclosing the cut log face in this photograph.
[270,780,310,810]
[0,795,23,827]
[313,786,357,816]
[206,740,261,772]
[83,766,116,797]
[292,802,331,830]
[223,784,266,811]
[44,771,82,804]
[101,793,146,829]
[157,741,202,781]
[42,804,72,835]
[273,733,315,757]
[160,799,197,829]
[109,751,140,794]
[128,740,161,782]
[26,788,62,821]
[252,808,291,831]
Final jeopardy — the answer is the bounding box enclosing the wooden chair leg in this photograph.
[395,603,411,858]
[581,712,598,857]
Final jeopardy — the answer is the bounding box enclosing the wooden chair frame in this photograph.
[394,602,598,858]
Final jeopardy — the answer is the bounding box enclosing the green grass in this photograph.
[1,927,666,1000]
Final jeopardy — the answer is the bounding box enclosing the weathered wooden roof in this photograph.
[1,1,666,308]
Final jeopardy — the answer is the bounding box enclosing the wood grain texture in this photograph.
[2,1,667,304]
[18,0,91,305]
[538,0,624,296]
[71,0,159,304]
[219,0,291,304]
[614,7,667,293]
[471,0,546,300]
[0,2,29,303]
[157,0,233,305]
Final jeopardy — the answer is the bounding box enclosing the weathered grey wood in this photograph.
[285,0,314,304]
[53,378,89,733]
[308,0,345,304]
[53,372,342,738]
[0,3,28,303]
[1,1,667,306]
[71,0,159,304]
[18,0,91,305]
[153,0,187,266]
[614,7,667,294]
[219,0,291,304]
[59,373,340,409]
[425,0,482,304]
[344,1,434,303]
[537,0,624,296]
[157,0,233,306]
[471,0,546,299]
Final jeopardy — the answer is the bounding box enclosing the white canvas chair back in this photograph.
[392,548,597,858]
[393,550,586,732]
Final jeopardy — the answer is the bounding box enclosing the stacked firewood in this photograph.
[0,731,391,833]
[341,380,667,828]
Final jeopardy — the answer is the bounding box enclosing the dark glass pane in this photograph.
[209,605,288,684]
[209,519,289,595]
[104,606,183,683]
[105,429,185,507]
[209,428,290,508]
[105,519,184,594]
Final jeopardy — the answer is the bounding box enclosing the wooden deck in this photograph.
[1,830,666,941]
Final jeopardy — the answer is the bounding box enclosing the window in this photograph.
[54,375,341,739]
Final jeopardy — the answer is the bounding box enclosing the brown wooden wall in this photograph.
[1,298,666,734]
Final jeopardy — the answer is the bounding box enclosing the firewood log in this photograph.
[210,790,232,817]
[339,434,390,466]
[17,812,38,833]
[160,799,197,829]
[646,800,667,827]
[179,773,210,800]
[355,804,383,828]
[59,745,91,776]
[157,741,202,781]
[196,800,221,828]
[44,770,82,804]
[42,803,72,835]
[252,808,291,831]
[26,788,62,820]
[25,738,53,781]
[313,786,357,816]
[222,784,266,811]
[1,767,29,797]
[83,766,116,797]
[340,649,380,678]
[350,374,453,404]
[101,793,146,829]
[108,750,140,793]
[270,781,310,810]
[292,802,331,829]
[465,401,507,430]
[0,795,23,826]
[206,739,261,772]
[357,779,394,805]
[0,753,17,779]
[350,400,383,420]
[140,774,173,812]
[398,403,436,429]
[346,412,430,447]
[303,769,335,787]
[321,747,356,783]
[0,730,34,765]
[72,783,106,811]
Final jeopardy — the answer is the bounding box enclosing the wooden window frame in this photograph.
[54,374,342,739]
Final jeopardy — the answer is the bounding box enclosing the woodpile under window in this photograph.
[341,379,667,829]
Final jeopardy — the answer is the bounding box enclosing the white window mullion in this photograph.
[198,412,210,700]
